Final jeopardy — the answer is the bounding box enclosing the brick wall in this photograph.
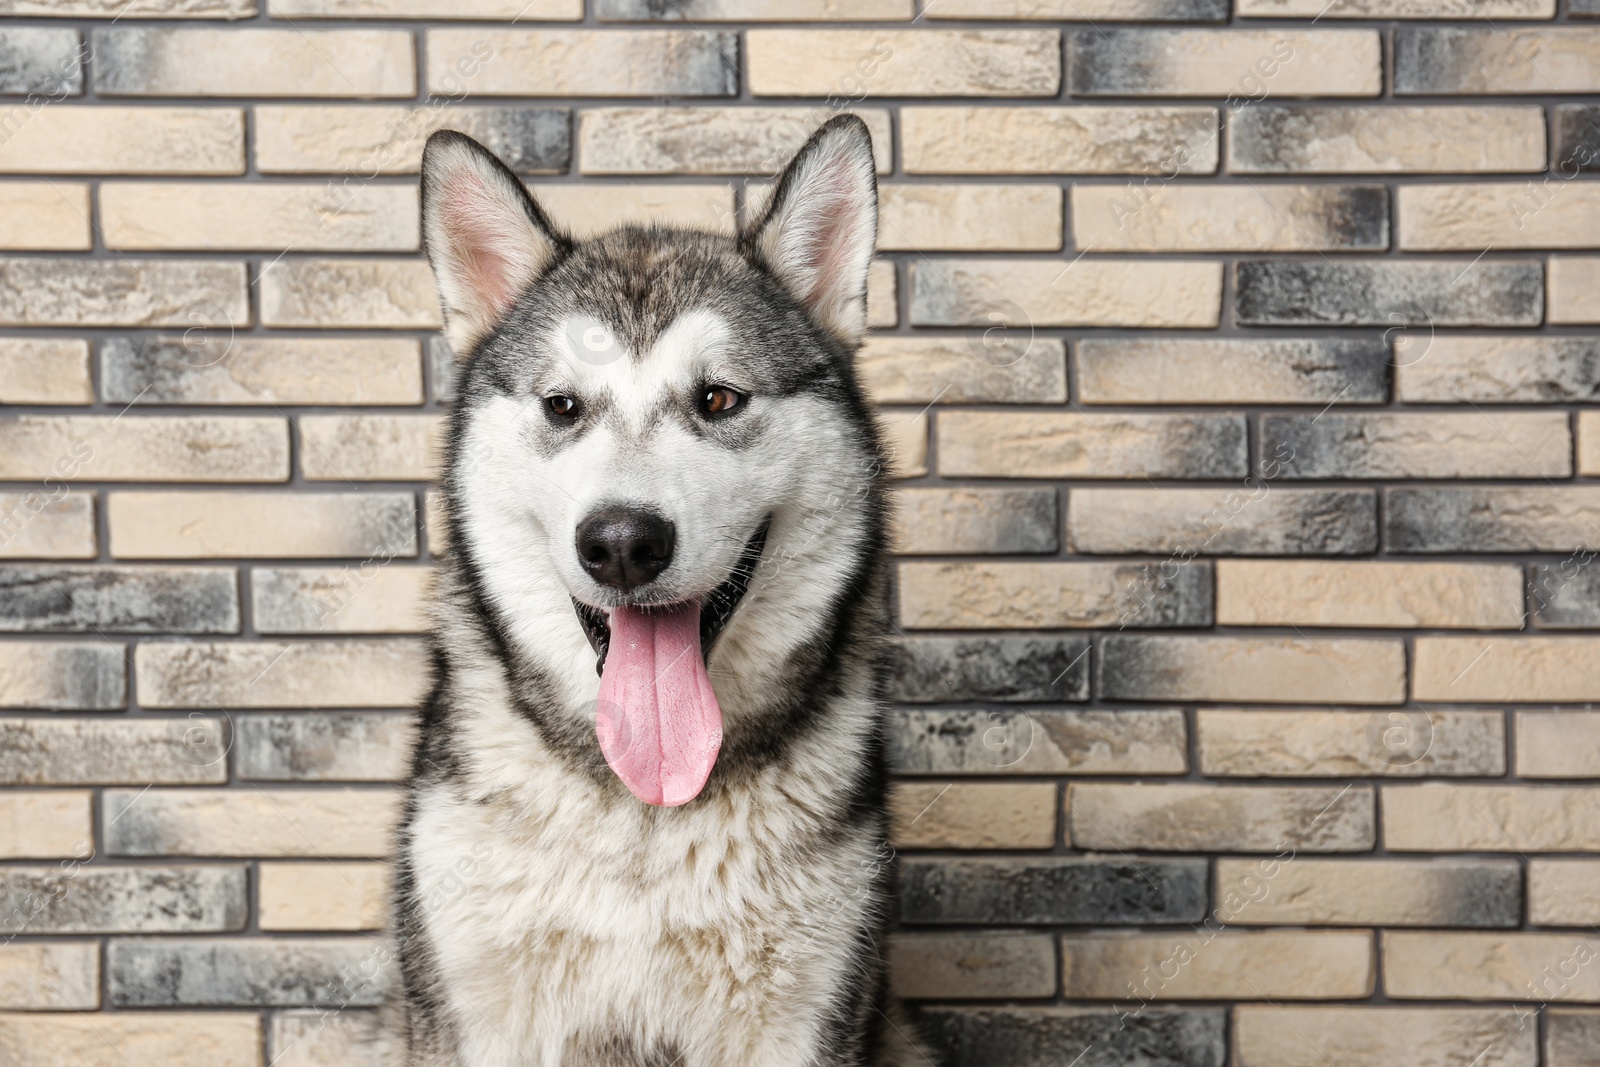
[0,1,1598,1065]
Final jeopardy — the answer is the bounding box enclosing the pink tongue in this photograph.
[595,603,722,807]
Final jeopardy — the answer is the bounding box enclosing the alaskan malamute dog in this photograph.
[392,117,929,1066]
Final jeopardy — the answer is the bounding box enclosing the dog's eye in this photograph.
[545,395,580,420]
[698,386,744,419]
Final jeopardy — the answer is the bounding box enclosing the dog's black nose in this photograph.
[575,507,675,591]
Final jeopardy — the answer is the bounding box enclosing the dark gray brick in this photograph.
[237,712,413,782]
[899,858,1208,926]
[890,636,1088,703]
[1555,104,1600,173]
[428,336,460,404]
[0,717,227,785]
[108,937,392,1008]
[0,28,83,96]
[1235,260,1543,327]
[470,107,570,173]
[0,565,238,634]
[889,709,1188,776]
[0,866,245,934]
[1530,563,1600,627]
[917,1007,1224,1067]
[1549,1010,1600,1067]
[1575,0,1600,16]
[1387,488,1600,553]
[1261,413,1570,480]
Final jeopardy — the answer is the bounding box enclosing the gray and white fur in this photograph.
[391,116,932,1066]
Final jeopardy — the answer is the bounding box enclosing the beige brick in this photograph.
[109,491,414,559]
[1076,337,1386,405]
[0,416,287,483]
[877,184,1061,251]
[0,339,90,404]
[0,0,253,11]
[104,787,398,857]
[1385,784,1600,851]
[1551,256,1600,323]
[878,410,927,479]
[1101,636,1407,705]
[1397,28,1600,94]
[1070,783,1373,852]
[749,30,1058,97]
[1217,858,1520,928]
[890,487,1056,555]
[1581,411,1600,476]
[1531,860,1600,926]
[102,183,417,252]
[579,107,892,175]
[0,642,123,710]
[1198,709,1505,778]
[1242,0,1552,15]
[102,337,422,406]
[253,565,430,635]
[299,414,443,481]
[275,0,578,15]
[1400,183,1600,250]
[0,792,90,859]
[924,0,1230,15]
[0,492,96,560]
[911,259,1222,327]
[1273,411,1571,478]
[938,411,1241,478]
[1397,335,1600,402]
[96,28,414,97]
[889,782,1056,850]
[424,489,447,556]
[136,639,427,708]
[0,183,87,250]
[892,709,1189,776]
[0,718,229,786]
[860,337,1065,404]
[260,862,390,930]
[600,0,911,16]
[866,259,896,328]
[890,933,1055,999]
[1071,30,1381,98]
[1386,932,1600,1001]
[536,183,735,236]
[0,944,98,1010]
[1228,105,1547,174]
[1068,487,1377,556]
[1234,1006,1537,1067]
[430,29,734,97]
[1073,184,1386,252]
[256,105,567,176]
[260,259,438,329]
[1519,711,1600,777]
[1217,560,1524,629]
[1061,931,1374,1000]
[0,107,243,175]
[0,1012,260,1067]
[899,561,1208,629]
[1415,637,1600,702]
[269,1010,396,1067]
[0,259,247,328]
[903,106,1217,175]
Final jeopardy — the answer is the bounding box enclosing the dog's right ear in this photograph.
[421,130,569,357]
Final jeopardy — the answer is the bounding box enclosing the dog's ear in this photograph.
[421,130,569,356]
[742,115,878,347]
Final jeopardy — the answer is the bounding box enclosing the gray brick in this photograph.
[1068,488,1379,556]
[891,488,1058,555]
[890,709,1188,776]
[1549,1010,1600,1067]
[1531,563,1600,627]
[923,0,1227,17]
[1071,783,1376,852]
[1396,27,1600,95]
[0,641,124,709]
[237,712,413,782]
[0,28,82,96]
[100,335,424,406]
[596,0,914,15]
[1576,0,1600,15]
[1235,260,1543,327]
[0,565,237,634]
[1388,488,1600,553]
[899,857,1208,925]
[890,933,1055,1000]
[1068,28,1377,98]
[428,336,459,404]
[0,258,247,328]
[0,866,245,934]
[0,717,227,785]
[889,636,1088,703]
[1228,105,1547,175]
[917,1008,1225,1067]
[108,937,391,1007]
[1556,105,1600,173]
[1397,337,1600,403]
[1263,412,1571,479]
[1097,635,1406,704]
[1075,338,1388,406]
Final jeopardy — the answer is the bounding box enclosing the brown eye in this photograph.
[699,386,744,418]
[546,394,580,419]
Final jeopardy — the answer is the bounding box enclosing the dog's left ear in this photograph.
[421,129,570,356]
[742,115,878,347]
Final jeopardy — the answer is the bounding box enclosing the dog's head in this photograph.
[421,118,885,807]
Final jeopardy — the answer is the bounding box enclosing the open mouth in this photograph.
[571,519,770,808]
[572,518,770,676]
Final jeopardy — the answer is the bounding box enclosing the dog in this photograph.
[391,116,931,1067]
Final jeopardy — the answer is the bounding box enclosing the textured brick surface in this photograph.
[1228,105,1547,173]
[899,857,1207,925]
[0,792,91,859]
[0,942,98,1010]
[0,866,246,933]
[1215,858,1520,927]
[1233,1006,1537,1067]
[1061,931,1375,1000]
[1198,709,1504,777]
[0,1013,261,1067]
[889,709,1188,776]
[1075,338,1388,405]
[1069,488,1378,556]
[1070,783,1375,852]
[890,782,1056,850]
